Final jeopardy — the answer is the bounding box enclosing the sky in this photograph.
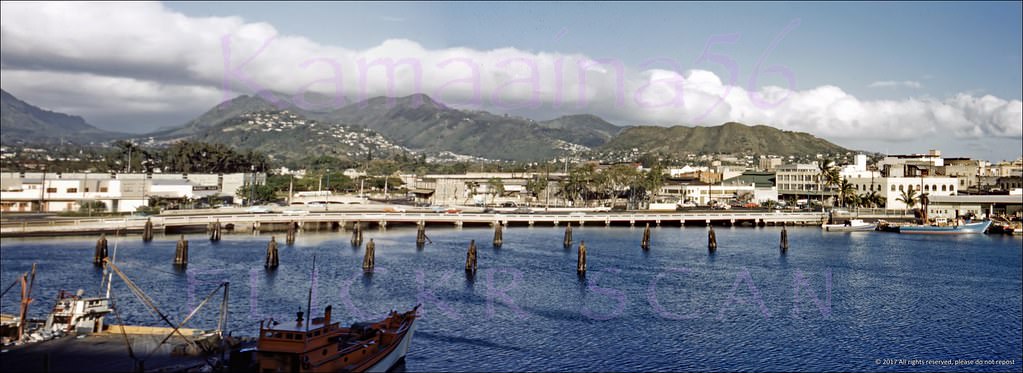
[1,1,1021,161]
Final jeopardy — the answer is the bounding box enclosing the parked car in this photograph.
[512,207,534,214]
[383,206,407,213]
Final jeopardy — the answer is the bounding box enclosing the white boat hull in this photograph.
[366,319,416,373]
[822,224,875,232]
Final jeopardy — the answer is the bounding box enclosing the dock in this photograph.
[0,211,826,237]
[0,327,221,373]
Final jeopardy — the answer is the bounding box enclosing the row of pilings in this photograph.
[92,220,795,271]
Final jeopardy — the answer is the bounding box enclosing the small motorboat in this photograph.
[822,219,876,232]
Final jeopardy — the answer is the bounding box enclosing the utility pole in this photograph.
[40,167,47,212]
[544,160,550,210]
[249,165,255,207]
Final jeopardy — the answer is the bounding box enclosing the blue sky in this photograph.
[166,1,1022,101]
[2,2,1021,161]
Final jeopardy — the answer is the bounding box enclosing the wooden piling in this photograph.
[780,227,789,253]
[93,234,108,265]
[493,223,503,247]
[641,223,651,250]
[209,220,221,241]
[563,223,572,248]
[350,221,363,246]
[708,227,717,252]
[286,221,296,245]
[416,223,426,246]
[265,236,279,269]
[142,218,153,242]
[362,239,375,271]
[174,235,188,266]
[577,241,587,274]
[465,240,477,274]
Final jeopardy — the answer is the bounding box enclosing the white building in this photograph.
[668,166,709,177]
[660,182,776,206]
[843,175,959,210]
[0,172,265,213]
[776,162,826,198]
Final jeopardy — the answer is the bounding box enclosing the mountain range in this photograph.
[0,89,124,144]
[1,89,852,161]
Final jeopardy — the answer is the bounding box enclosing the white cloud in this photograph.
[1,2,1020,146]
[868,80,923,89]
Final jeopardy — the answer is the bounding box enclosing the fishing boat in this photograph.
[821,219,876,232]
[42,289,111,335]
[899,220,992,235]
[256,304,419,372]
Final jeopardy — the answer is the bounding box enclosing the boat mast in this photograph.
[305,255,316,333]
[104,227,122,299]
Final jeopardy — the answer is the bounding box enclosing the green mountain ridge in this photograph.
[2,89,853,161]
[183,110,411,164]
[0,89,124,144]
[599,122,850,156]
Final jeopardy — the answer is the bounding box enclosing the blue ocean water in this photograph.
[1,226,1020,372]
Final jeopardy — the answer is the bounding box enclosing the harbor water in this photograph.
[2,226,1021,371]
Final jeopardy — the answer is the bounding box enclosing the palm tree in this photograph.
[525,176,548,204]
[560,163,597,206]
[643,164,666,207]
[464,181,480,205]
[897,186,918,210]
[817,159,839,207]
[837,177,856,208]
[486,177,505,206]
[860,191,885,208]
[844,193,862,209]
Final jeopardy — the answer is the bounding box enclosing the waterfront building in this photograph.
[659,172,777,206]
[0,172,265,213]
[404,172,565,206]
[925,195,1023,220]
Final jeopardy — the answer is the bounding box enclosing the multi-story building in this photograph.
[943,158,989,191]
[776,162,826,199]
[758,157,783,172]
[877,150,944,177]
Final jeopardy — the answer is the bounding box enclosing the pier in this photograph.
[0,212,826,237]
